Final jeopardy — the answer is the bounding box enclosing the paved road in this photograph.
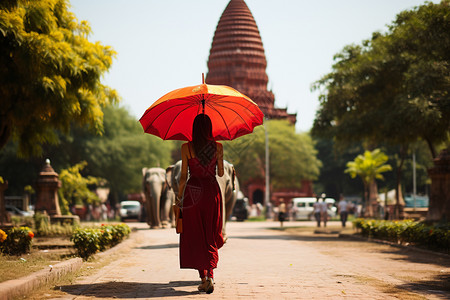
[50,221,449,299]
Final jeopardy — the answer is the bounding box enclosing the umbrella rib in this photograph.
[142,101,198,138]
[162,103,200,140]
[208,97,262,128]
[212,97,263,121]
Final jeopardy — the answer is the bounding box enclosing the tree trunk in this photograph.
[0,181,9,225]
[0,122,11,151]
[394,146,407,219]
[425,137,437,159]
[368,181,379,218]
[427,149,450,222]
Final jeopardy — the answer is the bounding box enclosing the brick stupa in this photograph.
[206,0,296,123]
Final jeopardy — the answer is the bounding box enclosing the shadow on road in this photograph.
[230,233,346,243]
[396,273,450,295]
[379,247,450,268]
[135,243,179,250]
[60,280,199,298]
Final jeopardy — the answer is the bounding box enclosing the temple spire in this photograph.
[206,0,296,124]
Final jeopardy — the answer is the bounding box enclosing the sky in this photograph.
[69,0,437,132]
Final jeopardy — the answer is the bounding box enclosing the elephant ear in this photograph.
[157,169,166,182]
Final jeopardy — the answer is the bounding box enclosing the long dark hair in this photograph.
[192,114,216,165]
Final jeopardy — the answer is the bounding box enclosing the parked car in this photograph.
[292,197,336,221]
[119,201,141,221]
[5,204,34,217]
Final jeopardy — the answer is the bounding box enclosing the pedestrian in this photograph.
[177,114,224,294]
[337,195,349,227]
[278,202,286,227]
[313,198,321,227]
[320,198,328,228]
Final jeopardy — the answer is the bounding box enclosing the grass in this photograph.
[0,248,76,283]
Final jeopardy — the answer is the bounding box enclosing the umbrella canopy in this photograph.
[139,81,264,141]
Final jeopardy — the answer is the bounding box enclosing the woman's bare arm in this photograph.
[178,143,189,200]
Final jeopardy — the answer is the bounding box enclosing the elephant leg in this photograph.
[164,189,175,227]
[160,190,173,228]
[144,194,152,227]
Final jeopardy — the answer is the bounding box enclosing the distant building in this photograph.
[206,0,313,207]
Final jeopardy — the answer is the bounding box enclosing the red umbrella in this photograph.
[139,76,264,141]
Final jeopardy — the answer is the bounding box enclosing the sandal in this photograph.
[204,277,214,294]
[198,278,206,292]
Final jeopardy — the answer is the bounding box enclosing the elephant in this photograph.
[165,160,239,241]
[142,167,175,228]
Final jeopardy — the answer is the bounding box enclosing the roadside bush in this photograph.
[71,228,102,260]
[0,227,34,255]
[71,224,131,260]
[353,219,450,252]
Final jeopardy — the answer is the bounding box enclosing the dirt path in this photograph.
[33,221,449,299]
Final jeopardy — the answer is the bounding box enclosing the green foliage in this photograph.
[313,137,364,198]
[312,1,450,157]
[0,227,34,255]
[0,0,119,156]
[71,223,131,260]
[71,227,101,260]
[58,161,103,211]
[0,105,174,198]
[223,120,321,189]
[353,218,450,252]
[345,149,392,186]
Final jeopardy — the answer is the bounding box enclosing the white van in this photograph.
[292,197,336,220]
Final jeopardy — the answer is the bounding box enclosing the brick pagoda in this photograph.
[206,0,296,124]
[206,0,312,209]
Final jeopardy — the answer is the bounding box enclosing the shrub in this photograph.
[71,224,131,260]
[0,227,34,255]
[71,228,102,260]
[353,219,450,252]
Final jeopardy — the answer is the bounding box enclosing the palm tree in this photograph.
[345,149,392,217]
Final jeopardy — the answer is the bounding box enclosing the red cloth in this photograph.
[180,157,224,271]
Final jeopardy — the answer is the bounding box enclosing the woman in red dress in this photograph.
[177,114,224,294]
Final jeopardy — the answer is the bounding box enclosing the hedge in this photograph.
[71,223,131,260]
[353,219,450,253]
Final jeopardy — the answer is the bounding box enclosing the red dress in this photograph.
[179,155,224,271]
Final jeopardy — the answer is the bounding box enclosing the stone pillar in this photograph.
[0,180,8,225]
[427,149,450,222]
[35,159,61,216]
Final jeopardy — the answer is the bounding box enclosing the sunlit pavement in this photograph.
[53,220,450,299]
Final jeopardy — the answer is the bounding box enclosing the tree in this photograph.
[45,105,175,205]
[58,161,102,215]
[223,120,321,190]
[0,0,119,156]
[313,137,364,200]
[313,1,450,156]
[345,149,392,217]
[0,105,175,208]
[313,1,450,219]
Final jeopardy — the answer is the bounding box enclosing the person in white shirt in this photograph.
[337,195,349,227]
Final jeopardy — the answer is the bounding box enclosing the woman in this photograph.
[177,114,224,294]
